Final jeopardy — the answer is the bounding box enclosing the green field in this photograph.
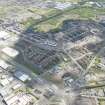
[99,100,105,105]
[28,8,59,17]
[1,0,105,32]
[32,6,105,32]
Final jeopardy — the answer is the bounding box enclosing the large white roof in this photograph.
[2,47,19,57]
[0,78,10,86]
[14,71,30,82]
[0,31,10,39]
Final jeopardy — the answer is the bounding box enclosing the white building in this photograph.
[55,2,73,10]
[12,83,22,90]
[14,71,31,82]
[0,78,10,86]
[2,47,19,57]
[0,31,10,40]
[0,59,10,69]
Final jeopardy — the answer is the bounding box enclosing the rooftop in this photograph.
[14,71,31,82]
[2,47,19,57]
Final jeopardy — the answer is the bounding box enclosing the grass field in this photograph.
[90,0,105,2]
[99,100,105,105]
[28,8,59,17]
[33,6,105,32]
[1,0,105,32]
[67,7,105,19]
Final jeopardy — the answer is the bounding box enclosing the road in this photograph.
[63,49,85,73]
[78,47,105,81]
[62,46,105,89]
[75,52,93,60]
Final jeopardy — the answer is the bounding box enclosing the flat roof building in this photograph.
[0,31,10,40]
[0,78,10,86]
[12,83,22,90]
[2,47,19,57]
[14,71,31,82]
[0,59,9,69]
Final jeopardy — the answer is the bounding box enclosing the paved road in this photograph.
[78,47,105,80]
[75,52,93,60]
[62,46,105,88]
[63,49,85,73]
